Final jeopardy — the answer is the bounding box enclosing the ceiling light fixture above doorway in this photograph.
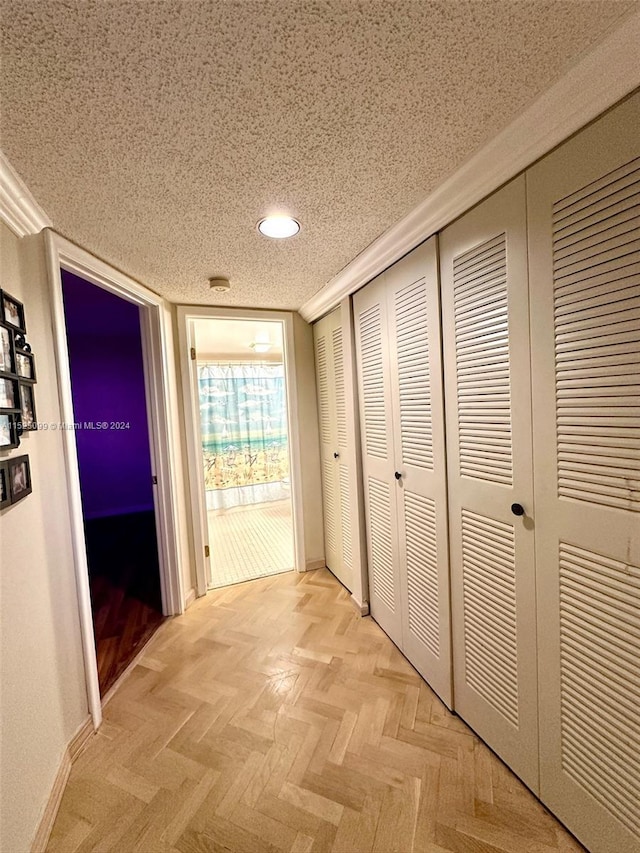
[257,215,300,239]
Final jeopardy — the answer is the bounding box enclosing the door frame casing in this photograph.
[45,230,185,729]
[177,306,305,594]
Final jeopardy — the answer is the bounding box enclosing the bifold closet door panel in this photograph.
[440,175,539,790]
[314,313,340,575]
[353,272,403,646]
[527,93,640,853]
[313,308,354,591]
[385,238,452,707]
[330,314,355,591]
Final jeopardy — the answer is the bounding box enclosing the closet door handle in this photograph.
[394,471,402,480]
[333,452,340,459]
[511,503,525,517]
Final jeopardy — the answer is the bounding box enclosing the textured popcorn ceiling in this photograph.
[0,1,636,309]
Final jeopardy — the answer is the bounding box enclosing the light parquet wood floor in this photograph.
[47,569,585,853]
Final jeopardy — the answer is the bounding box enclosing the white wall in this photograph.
[0,223,88,852]
[292,312,325,567]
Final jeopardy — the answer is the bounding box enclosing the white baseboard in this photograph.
[31,717,95,853]
[350,594,370,616]
[305,558,326,572]
[184,586,197,608]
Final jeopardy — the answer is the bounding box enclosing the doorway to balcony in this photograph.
[193,317,295,588]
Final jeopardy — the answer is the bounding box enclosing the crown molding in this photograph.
[0,150,52,238]
[299,11,640,322]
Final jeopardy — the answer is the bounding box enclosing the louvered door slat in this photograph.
[332,326,347,450]
[553,206,640,256]
[368,477,395,611]
[453,233,514,486]
[554,217,639,261]
[339,464,352,572]
[322,458,337,559]
[553,157,640,213]
[559,544,640,837]
[553,172,639,225]
[556,288,640,320]
[395,277,433,470]
[552,157,640,513]
[359,304,387,460]
[315,335,330,445]
[404,492,439,655]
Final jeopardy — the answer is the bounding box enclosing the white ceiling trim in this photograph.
[0,149,52,238]
[299,11,640,323]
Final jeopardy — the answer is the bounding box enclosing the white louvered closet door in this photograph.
[314,316,339,573]
[313,308,353,591]
[527,93,640,853]
[385,239,452,707]
[440,175,539,790]
[353,272,403,646]
[331,317,355,590]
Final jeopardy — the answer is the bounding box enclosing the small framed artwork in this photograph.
[19,382,37,430]
[1,323,16,376]
[0,291,26,333]
[8,454,32,503]
[15,349,36,382]
[0,460,10,509]
[0,413,20,450]
[0,376,20,412]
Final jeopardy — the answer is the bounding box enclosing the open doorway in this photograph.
[61,271,164,695]
[193,317,295,588]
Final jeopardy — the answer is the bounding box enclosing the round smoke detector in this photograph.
[208,277,231,292]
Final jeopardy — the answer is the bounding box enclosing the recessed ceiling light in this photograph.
[257,215,300,239]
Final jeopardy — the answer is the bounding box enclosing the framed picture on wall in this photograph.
[8,454,31,503]
[15,349,36,382]
[0,323,16,376]
[0,291,26,333]
[0,377,20,412]
[0,414,20,450]
[0,460,10,509]
[19,382,37,430]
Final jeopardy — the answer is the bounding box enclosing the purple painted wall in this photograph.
[61,271,154,519]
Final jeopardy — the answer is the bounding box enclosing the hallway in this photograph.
[47,570,584,853]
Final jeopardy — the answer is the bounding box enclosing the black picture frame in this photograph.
[8,454,32,503]
[19,382,37,430]
[0,290,26,333]
[0,460,10,509]
[0,322,16,377]
[13,332,30,352]
[0,413,20,450]
[15,349,36,382]
[0,376,20,412]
